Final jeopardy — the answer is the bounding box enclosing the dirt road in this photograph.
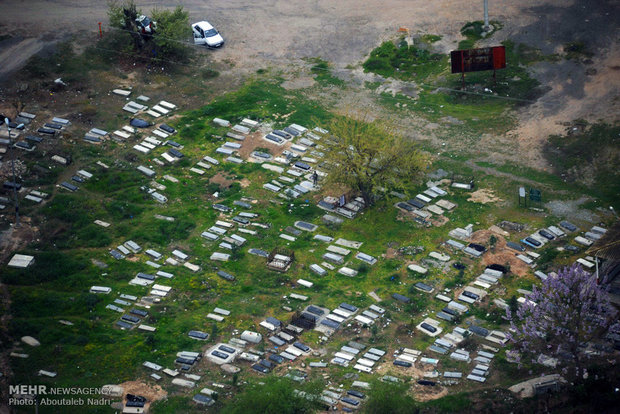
[0,0,573,68]
[0,0,618,158]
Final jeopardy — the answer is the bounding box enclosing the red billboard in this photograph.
[450,46,506,74]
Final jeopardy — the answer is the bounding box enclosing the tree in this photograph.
[506,265,618,380]
[507,294,518,314]
[107,0,143,50]
[150,6,192,62]
[322,116,427,206]
[107,1,191,63]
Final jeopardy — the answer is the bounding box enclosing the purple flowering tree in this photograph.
[506,264,618,380]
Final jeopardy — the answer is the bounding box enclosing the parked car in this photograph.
[192,21,224,48]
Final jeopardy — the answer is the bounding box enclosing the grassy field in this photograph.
[1,31,617,414]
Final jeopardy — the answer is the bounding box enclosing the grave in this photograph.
[8,254,35,268]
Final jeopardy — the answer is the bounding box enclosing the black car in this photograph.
[168,148,184,158]
[560,220,577,232]
[272,130,291,139]
[468,243,486,252]
[407,198,425,209]
[341,397,360,406]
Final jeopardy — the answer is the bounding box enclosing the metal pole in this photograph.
[5,118,19,227]
[484,0,490,31]
[595,252,599,283]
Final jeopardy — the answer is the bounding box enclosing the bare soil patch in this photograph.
[237,131,286,160]
[414,384,449,402]
[209,172,236,188]
[281,76,316,90]
[116,380,167,412]
[0,219,37,263]
[470,230,531,276]
[467,188,502,204]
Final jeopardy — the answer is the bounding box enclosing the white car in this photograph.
[192,21,224,48]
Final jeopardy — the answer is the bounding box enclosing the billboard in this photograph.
[450,46,506,74]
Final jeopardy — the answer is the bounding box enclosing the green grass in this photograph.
[363,37,448,82]
[544,122,620,208]
[4,42,618,414]
[309,58,346,87]
[367,31,547,136]
[458,20,503,50]
[563,41,594,60]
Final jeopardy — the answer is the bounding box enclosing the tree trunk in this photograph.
[360,189,373,207]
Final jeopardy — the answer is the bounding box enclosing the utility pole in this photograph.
[483,0,490,31]
[5,117,20,227]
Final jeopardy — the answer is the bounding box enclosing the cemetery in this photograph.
[0,75,616,412]
[0,3,618,413]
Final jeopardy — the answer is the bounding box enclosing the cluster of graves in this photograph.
[3,84,616,411]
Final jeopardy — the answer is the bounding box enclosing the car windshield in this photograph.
[204,28,218,37]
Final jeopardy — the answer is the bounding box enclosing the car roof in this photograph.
[193,21,215,31]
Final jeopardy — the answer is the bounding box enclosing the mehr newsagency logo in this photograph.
[8,385,114,407]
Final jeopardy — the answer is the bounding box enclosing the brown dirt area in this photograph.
[467,188,503,204]
[0,220,37,263]
[115,380,167,411]
[236,131,287,160]
[209,172,236,188]
[470,230,530,276]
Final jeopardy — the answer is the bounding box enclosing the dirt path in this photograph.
[0,37,50,80]
[0,0,616,149]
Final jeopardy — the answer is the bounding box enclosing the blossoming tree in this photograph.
[506,264,618,379]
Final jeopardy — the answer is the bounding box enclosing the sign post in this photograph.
[450,46,506,87]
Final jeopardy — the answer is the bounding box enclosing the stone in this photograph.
[21,336,41,346]
[338,267,358,277]
[429,252,450,262]
[355,252,376,265]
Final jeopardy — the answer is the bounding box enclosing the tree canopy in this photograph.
[322,116,427,206]
[506,264,618,380]
[107,0,191,63]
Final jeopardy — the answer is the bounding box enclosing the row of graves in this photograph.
[92,237,177,334]
[0,110,100,201]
